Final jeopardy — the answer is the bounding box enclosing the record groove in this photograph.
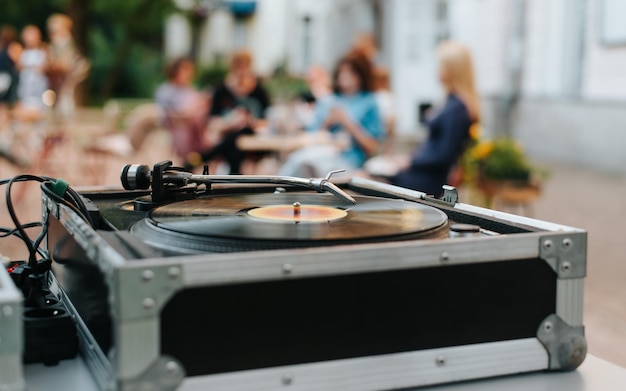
[130,193,448,254]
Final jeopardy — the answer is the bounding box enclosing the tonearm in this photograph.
[121,160,357,205]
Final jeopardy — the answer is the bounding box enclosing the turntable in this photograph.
[42,161,587,391]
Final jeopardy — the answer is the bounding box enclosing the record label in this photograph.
[247,204,348,222]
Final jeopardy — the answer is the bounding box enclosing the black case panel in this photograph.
[161,259,556,376]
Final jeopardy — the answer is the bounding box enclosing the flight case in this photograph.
[44,177,587,390]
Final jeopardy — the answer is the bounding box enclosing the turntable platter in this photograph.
[130,193,448,253]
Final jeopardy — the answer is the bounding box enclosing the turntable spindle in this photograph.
[293,202,301,217]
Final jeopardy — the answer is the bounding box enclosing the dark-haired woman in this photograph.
[279,52,384,178]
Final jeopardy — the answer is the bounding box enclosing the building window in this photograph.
[600,0,626,45]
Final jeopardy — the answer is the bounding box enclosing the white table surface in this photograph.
[24,354,626,390]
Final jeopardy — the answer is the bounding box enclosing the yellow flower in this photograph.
[469,123,482,140]
[471,140,493,160]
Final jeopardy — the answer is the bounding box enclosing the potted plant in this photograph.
[461,137,544,207]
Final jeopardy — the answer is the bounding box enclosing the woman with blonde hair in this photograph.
[390,41,480,196]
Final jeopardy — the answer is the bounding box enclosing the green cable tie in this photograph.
[51,178,70,198]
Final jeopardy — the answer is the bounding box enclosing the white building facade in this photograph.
[166,0,381,75]
[166,0,626,174]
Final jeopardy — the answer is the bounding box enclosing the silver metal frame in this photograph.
[0,266,25,391]
[42,180,588,390]
[48,274,116,391]
[179,339,548,391]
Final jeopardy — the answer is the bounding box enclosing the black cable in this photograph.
[40,182,92,225]
[2,174,92,267]
[0,175,54,186]
[0,225,47,259]
[5,175,48,265]
[31,222,48,258]
[0,222,43,238]
[65,186,94,226]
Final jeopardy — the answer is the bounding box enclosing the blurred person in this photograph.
[373,67,395,152]
[279,51,384,178]
[351,33,391,132]
[390,41,480,196]
[16,25,49,120]
[46,13,89,119]
[301,64,332,103]
[185,49,270,174]
[295,64,332,129]
[0,26,22,128]
[351,32,379,65]
[155,57,210,160]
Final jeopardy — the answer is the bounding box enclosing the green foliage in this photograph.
[89,0,178,99]
[481,139,532,181]
[261,58,309,103]
[92,0,176,43]
[196,60,229,89]
[263,74,309,104]
[1,0,179,102]
[463,138,533,182]
[89,26,166,101]
[0,0,64,37]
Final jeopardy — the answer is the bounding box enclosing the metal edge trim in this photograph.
[0,268,24,390]
[49,273,115,390]
[53,199,127,271]
[454,203,583,232]
[556,278,585,327]
[177,233,543,287]
[178,338,548,391]
[348,177,582,233]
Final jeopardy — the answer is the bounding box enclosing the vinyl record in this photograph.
[130,192,448,253]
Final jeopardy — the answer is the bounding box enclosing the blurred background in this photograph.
[1,0,626,371]
[2,0,625,168]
